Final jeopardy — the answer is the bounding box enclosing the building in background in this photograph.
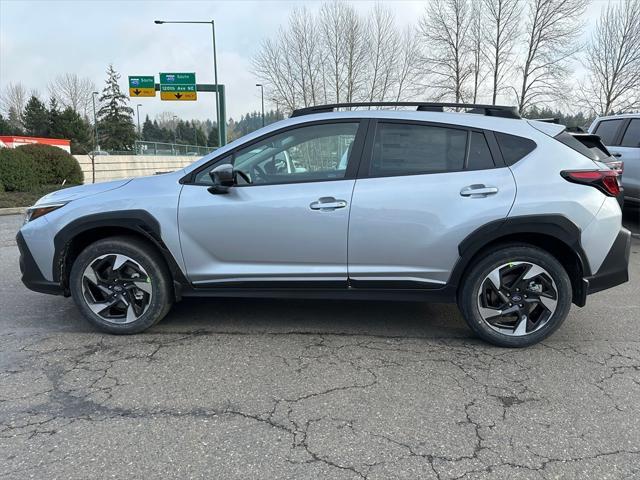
[0,136,71,153]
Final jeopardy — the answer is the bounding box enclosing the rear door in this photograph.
[347,120,516,287]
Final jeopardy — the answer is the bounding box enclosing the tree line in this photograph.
[1,65,283,153]
[254,0,640,116]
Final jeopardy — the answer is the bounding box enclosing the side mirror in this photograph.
[208,164,235,194]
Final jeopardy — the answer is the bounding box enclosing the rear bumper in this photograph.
[16,231,64,296]
[584,227,631,296]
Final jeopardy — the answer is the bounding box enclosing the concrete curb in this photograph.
[0,207,26,216]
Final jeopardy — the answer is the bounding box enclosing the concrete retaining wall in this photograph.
[74,155,197,183]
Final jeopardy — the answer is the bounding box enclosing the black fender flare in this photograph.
[449,214,590,305]
[53,210,188,297]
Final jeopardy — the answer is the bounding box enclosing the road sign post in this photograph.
[129,76,156,97]
[159,73,197,101]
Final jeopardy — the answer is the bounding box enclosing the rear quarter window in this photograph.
[593,119,624,145]
[494,132,537,166]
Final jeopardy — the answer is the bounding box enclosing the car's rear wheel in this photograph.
[70,236,172,334]
[458,244,572,347]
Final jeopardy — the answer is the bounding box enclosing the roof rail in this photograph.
[290,102,521,119]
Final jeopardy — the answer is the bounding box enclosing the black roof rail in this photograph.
[290,102,521,119]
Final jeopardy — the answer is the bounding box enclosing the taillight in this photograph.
[561,170,621,197]
[606,160,624,174]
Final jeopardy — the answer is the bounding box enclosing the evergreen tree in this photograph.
[48,97,62,137]
[23,95,49,137]
[57,107,92,154]
[0,114,15,135]
[207,124,220,147]
[96,64,136,151]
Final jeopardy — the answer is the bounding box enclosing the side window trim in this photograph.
[484,130,506,167]
[620,118,638,147]
[183,118,367,186]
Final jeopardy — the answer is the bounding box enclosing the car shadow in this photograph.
[623,204,640,235]
[156,297,473,340]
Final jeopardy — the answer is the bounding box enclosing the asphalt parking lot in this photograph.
[1,210,639,480]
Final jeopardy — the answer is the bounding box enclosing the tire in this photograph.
[458,244,572,348]
[69,236,173,334]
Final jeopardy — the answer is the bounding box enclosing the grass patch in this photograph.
[0,184,80,209]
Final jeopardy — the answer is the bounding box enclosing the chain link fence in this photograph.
[101,142,215,156]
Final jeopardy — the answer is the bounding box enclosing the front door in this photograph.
[348,120,517,287]
[178,120,365,287]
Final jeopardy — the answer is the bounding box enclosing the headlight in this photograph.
[24,203,67,223]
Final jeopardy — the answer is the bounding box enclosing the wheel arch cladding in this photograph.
[53,210,187,297]
[451,215,590,307]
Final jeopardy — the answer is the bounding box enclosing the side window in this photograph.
[233,122,359,185]
[594,119,624,146]
[467,132,495,170]
[371,123,467,176]
[495,132,537,166]
[621,119,640,147]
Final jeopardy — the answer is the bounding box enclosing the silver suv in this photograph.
[589,113,640,206]
[17,102,631,347]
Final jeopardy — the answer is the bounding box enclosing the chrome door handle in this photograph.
[310,197,348,211]
[460,184,499,197]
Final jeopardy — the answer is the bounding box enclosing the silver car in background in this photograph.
[589,113,640,206]
[17,102,631,347]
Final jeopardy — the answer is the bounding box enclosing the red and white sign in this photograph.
[0,136,71,153]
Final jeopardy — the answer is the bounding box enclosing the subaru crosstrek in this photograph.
[17,102,631,347]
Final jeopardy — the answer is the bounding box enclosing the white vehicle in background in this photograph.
[589,113,640,206]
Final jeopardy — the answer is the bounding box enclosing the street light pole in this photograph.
[154,19,222,147]
[92,91,99,151]
[136,104,142,136]
[172,115,178,147]
[256,83,265,127]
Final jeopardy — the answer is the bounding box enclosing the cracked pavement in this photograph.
[1,211,639,479]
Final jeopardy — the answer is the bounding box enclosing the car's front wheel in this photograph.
[459,244,572,347]
[69,236,173,334]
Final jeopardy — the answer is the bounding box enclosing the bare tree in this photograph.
[483,0,522,104]
[579,0,640,115]
[48,73,96,118]
[469,1,487,103]
[341,6,368,102]
[366,5,400,102]
[394,26,422,102]
[515,0,589,113]
[419,0,473,103]
[0,82,28,128]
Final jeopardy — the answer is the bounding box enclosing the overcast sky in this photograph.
[0,0,615,122]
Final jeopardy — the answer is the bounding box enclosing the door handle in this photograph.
[611,152,622,158]
[310,197,348,211]
[460,184,499,197]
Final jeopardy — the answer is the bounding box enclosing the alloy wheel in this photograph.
[81,254,153,324]
[476,261,558,336]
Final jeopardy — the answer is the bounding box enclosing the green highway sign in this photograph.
[128,76,155,97]
[160,72,196,84]
[159,72,197,101]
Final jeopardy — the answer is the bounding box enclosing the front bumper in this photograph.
[585,227,631,295]
[16,231,64,296]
